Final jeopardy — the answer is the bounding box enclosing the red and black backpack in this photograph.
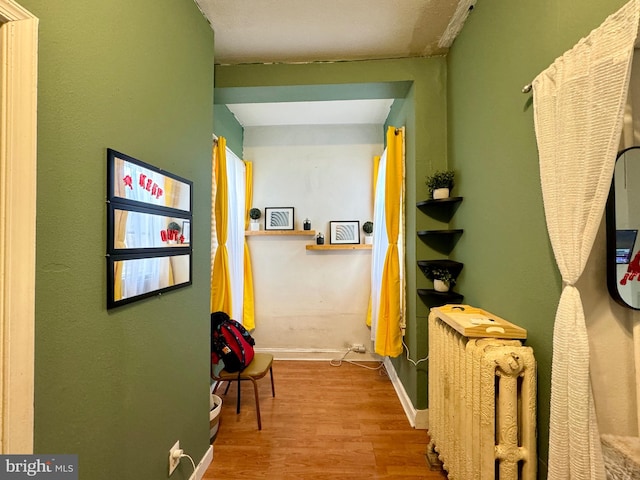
[211,311,255,373]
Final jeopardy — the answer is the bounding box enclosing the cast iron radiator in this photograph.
[427,305,537,480]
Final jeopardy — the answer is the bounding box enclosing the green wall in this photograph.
[215,58,447,409]
[20,1,215,478]
[213,105,244,157]
[446,0,628,476]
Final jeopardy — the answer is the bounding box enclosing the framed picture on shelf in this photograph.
[265,207,294,230]
[330,221,360,244]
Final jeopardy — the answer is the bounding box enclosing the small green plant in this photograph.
[426,170,455,196]
[249,208,261,220]
[424,267,456,286]
[362,221,374,235]
[167,221,181,232]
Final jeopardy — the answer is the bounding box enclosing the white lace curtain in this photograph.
[532,1,640,477]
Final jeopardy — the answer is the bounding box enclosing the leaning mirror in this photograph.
[607,146,640,309]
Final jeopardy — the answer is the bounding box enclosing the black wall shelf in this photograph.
[417,288,464,304]
[417,197,463,222]
[417,229,464,237]
[416,195,464,309]
[417,229,463,254]
[416,196,463,208]
[417,259,464,278]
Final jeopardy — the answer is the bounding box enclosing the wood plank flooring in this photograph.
[204,360,447,480]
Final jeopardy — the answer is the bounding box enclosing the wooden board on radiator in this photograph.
[430,304,527,339]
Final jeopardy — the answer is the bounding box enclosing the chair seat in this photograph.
[217,352,273,379]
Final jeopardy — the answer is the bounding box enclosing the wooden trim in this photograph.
[245,229,316,236]
[0,0,33,20]
[0,0,37,454]
[306,244,372,250]
[194,445,213,480]
[383,357,419,428]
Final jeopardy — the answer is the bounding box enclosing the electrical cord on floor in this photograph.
[329,347,385,371]
[402,339,428,367]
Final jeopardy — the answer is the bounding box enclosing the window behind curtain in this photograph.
[370,146,406,345]
[370,149,388,340]
[225,147,246,322]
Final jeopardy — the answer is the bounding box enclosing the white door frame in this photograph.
[0,0,37,454]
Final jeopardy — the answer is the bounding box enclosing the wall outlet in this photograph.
[169,440,181,476]
[351,343,366,353]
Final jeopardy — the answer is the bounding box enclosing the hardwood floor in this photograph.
[204,359,447,480]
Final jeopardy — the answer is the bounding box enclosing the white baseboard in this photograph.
[255,347,381,363]
[189,444,213,480]
[383,357,428,429]
[415,409,429,429]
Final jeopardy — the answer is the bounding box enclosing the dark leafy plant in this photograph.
[426,170,455,196]
[167,221,181,232]
[424,266,456,286]
[363,221,373,235]
[249,208,261,220]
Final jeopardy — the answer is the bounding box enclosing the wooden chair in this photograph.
[212,352,275,430]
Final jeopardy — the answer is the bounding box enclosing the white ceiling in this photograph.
[195,0,476,126]
[226,99,395,127]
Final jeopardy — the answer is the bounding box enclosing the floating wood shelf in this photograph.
[245,230,316,236]
[306,244,373,251]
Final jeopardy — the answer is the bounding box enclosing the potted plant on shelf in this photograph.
[362,221,373,245]
[426,170,455,199]
[425,267,456,292]
[249,208,261,231]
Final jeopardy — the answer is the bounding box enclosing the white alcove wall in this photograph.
[244,124,382,359]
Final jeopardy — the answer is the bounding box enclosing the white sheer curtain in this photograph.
[532,1,639,478]
[370,148,388,340]
[224,147,246,323]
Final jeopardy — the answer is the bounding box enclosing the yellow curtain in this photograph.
[366,155,381,328]
[375,127,403,357]
[242,161,256,330]
[210,138,232,314]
